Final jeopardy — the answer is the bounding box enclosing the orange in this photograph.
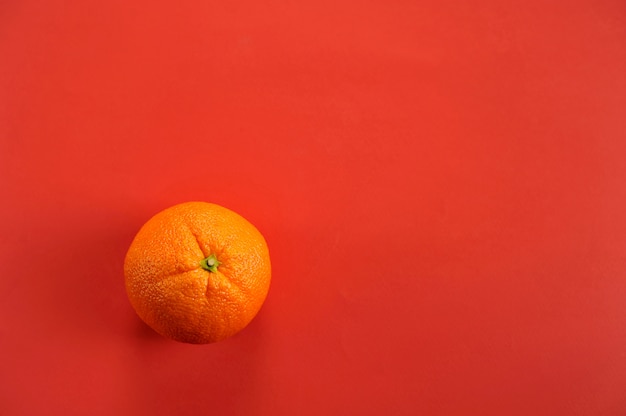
[124,202,271,344]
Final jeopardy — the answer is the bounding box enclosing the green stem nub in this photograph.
[200,254,221,272]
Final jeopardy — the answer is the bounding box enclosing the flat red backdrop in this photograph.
[1,1,626,415]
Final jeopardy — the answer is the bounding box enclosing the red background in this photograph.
[1,0,626,414]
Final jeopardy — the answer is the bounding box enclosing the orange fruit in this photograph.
[124,202,271,344]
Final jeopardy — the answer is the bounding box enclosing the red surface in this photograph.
[1,1,626,415]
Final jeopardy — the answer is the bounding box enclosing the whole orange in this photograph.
[124,202,271,344]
